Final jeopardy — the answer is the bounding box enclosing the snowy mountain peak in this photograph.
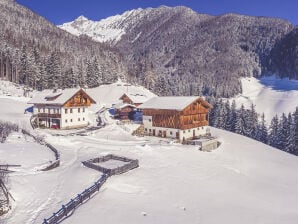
[58,8,159,44]
[74,15,89,22]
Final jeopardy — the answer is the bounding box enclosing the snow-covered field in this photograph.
[0,80,298,224]
[234,76,298,121]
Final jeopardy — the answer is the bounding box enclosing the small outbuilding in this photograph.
[113,103,136,120]
[119,93,150,107]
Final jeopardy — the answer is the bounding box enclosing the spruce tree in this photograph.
[255,113,268,143]
[235,104,246,135]
[268,115,279,148]
[294,107,298,155]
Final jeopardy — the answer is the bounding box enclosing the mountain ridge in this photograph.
[59,6,297,97]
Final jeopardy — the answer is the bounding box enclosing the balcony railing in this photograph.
[37,113,61,118]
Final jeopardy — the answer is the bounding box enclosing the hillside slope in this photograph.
[60,6,295,97]
[0,0,126,89]
[0,81,297,223]
[234,76,298,121]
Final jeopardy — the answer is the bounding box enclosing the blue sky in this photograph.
[16,0,298,25]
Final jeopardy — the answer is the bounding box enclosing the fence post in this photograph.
[78,194,82,203]
[96,182,100,191]
[62,205,67,216]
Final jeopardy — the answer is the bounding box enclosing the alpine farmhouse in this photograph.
[139,96,212,142]
[28,88,96,129]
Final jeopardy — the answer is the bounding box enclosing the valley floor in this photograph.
[0,82,298,224]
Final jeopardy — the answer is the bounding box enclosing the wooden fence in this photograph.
[42,174,108,224]
[43,155,139,224]
[82,154,139,176]
[21,129,60,171]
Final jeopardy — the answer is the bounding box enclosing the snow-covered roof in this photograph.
[121,93,151,104]
[28,88,96,105]
[113,102,136,109]
[138,96,210,111]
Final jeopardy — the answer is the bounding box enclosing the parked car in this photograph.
[51,123,59,129]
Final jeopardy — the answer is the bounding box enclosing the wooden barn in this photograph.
[119,93,150,107]
[139,96,212,142]
[28,88,96,129]
[113,103,136,120]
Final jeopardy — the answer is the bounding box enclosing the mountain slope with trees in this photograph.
[61,6,296,97]
[0,0,127,90]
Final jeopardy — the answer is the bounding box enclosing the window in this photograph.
[38,108,40,113]
[183,131,185,133]
[170,131,173,135]
[78,108,80,113]
[78,118,80,121]
[70,109,73,113]
[188,130,191,133]
[149,129,151,132]
[65,119,67,123]
[83,117,85,121]
[149,119,152,122]
[65,109,68,114]
[83,108,85,113]
[43,108,45,113]
[145,128,147,131]
[70,119,73,122]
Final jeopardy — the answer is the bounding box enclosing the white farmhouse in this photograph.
[28,88,96,129]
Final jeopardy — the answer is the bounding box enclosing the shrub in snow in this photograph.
[0,121,19,143]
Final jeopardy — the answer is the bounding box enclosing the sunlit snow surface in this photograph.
[234,76,298,121]
[0,79,297,224]
[58,9,146,44]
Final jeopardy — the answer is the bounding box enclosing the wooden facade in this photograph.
[115,105,135,120]
[63,89,96,108]
[142,98,211,130]
[120,94,142,107]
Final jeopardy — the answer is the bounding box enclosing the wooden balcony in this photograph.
[181,120,208,130]
[37,113,61,118]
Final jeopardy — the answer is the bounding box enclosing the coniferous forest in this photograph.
[208,97,298,155]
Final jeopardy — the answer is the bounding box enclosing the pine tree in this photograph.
[19,45,28,85]
[255,113,268,143]
[235,104,246,135]
[86,59,94,88]
[268,115,279,148]
[294,107,298,155]
[229,100,237,132]
[278,113,290,152]
[286,113,295,153]
[46,51,61,89]
[93,58,102,87]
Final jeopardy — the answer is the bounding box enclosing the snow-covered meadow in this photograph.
[0,80,298,224]
[234,76,298,121]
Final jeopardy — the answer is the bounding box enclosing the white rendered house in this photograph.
[28,88,96,129]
